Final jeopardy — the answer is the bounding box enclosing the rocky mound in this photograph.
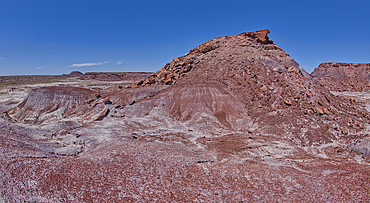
[311,62,370,92]
[80,72,152,81]
[8,86,97,124]
[126,29,368,146]
[63,71,84,77]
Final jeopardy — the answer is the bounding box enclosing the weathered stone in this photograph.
[342,126,349,135]
[284,99,292,106]
[312,107,324,115]
[86,99,95,104]
[324,123,330,132]
[294,96,300,102]
[318,100,328,107]
[96,108,110,121]
[103,97,112,105]
[199,44,219,53]
[323,108,330,115]
[288,67,295,73]
[246,31,255,37]
[255,29,271,43]
[173,57,180,62]
[260,84,268,92]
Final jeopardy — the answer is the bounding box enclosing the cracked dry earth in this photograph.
[1,31,370,202]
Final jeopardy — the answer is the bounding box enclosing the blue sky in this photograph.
[0,0,369,76]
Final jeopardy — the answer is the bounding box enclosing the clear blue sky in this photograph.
[0,0,369,76]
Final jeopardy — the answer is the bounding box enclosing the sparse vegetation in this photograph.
[0,75,74,87]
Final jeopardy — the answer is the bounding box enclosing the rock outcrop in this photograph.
[311,62,370,92]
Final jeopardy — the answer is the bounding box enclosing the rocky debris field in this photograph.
[1,30,370,202]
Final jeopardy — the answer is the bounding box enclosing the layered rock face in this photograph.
[8,86,96,124]
[311,62,370,92]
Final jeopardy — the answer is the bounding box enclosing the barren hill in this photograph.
[125,29,366,146]
[311,62,370,92]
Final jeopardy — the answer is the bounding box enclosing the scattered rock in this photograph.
[96,108,110,121]
[284,99,292,106]
[86,99,95,104]
[318,100,328,107]
[103,97,112,105]
[324,123,330,133]
[342,126,349,135]
[312,107,324,115]
[323,108,330,115]
[288,67,295,73]
[260,84,268,92]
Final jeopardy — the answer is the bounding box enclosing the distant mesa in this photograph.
[67,71,84,77]
[62,71,83,77]
[80,72,152,81]
[311,62,370,92]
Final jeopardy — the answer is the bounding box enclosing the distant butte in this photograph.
[311,62,370,92]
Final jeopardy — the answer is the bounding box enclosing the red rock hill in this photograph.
[124,29,367,146]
